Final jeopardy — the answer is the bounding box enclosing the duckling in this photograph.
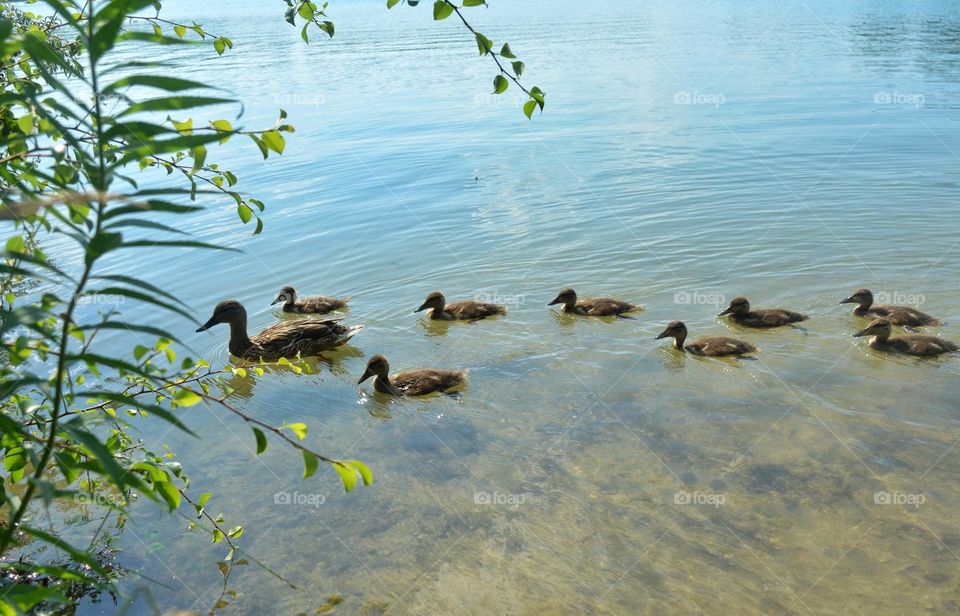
[718,296,808,328]
[840,288,940,327]
[656,321,757,357]
[414,291,506,321]
[197,300,362,361]
[548,287,642,317]
[271,285,348,314]
[357,354,467,396]
[853,318,957,357]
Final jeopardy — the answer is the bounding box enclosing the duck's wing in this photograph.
[695,336,756,355]
[253,319,360,355]
[303,295,349,311]
[756,308,807,326]
[582,298,638,316]
[447,300,506,319]
[393,369,466,395]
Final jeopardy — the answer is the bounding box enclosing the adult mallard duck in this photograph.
[656,320,756,357]
[196,300,363,361]
[840,288,940,327]
[271,285,349,314]
[853,318,957,357]
[548,287,642,317]
[358,354,467,396]
[414,291,506,321]
[719,296,808,328]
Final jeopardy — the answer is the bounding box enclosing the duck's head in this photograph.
[548,287,577,308]
[655,320,687,342]
[853,317,892,340]
[415,291,445,313]
[358,354,390,384]
[271,285,297,306]
[840,288,873,309]
[719,296,750,316]
[197,300,246,332]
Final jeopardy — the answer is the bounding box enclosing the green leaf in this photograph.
[5,236,25,253]
[512,60,524,77]
[261,130,285,154]
[214,38,226,55]
[475,32,493,55]
[119,96,234,117]
[344,460,374,486]
[463,0,486,5]
[237,204,253,224]
[523,99,537,119]
[174,24,187,38]
[85,232,123,265]
[499,43,515,58]
[16,114,33,135]
[174,389,202,407]
[387,0,402,7]
[433,1,454,20]
[333,462,358,492]
[302,451,319,478]
[286,422,308,440]
[493,75,509,94]
[253,428,267,454]
[198,492,213,507]
[228,525,243,538]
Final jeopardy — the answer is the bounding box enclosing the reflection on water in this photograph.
[69,0,960,613]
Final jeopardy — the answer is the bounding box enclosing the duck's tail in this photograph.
[338,324,364,345]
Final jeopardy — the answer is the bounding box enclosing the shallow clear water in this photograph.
[62,0,960,613]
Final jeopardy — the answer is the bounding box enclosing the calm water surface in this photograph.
[66,0,960,613]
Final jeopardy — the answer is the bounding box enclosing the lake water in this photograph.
[65,0,960,613]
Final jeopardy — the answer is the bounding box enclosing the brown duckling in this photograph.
[853,318,957,357]
[197,300,362,361]
[656,320,757,357]
[271,285,349,314]
[719,296,808,328]
[358,354,467,396]
[840,288,940,327]
[548,287,642,317]
[414,291,506,321]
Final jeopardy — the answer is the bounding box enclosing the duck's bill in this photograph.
[358,367,375,384]
[547,297,562,306]
[839,296,855,304]
[852,327,869,337]
[270,296,283,305]
[718,307,734,316]
[195,317,217,333]
[655,330,669,339]
[414,302,429,313]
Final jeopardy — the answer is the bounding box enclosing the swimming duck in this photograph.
[357,354,467,396]
[271,285,349,314]
[548,288,642,317]
[414,291,506,320]
[719,296,808,328]
[853,318,957,357]
[840,288,940,327]
[196,300,363,361]
[656,321,757,357]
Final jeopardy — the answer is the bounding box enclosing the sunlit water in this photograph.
[48,0,960,613]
